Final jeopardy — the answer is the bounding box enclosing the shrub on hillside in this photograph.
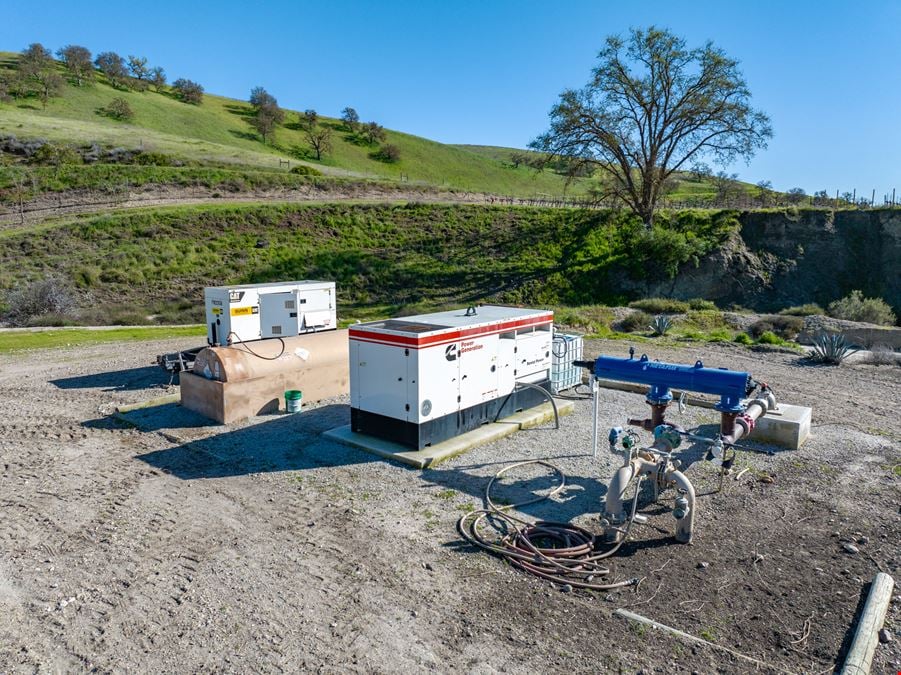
[827,290,896,326]
[30,143,82,166]
[779,303,824,316]
[172,78,204,105]
[133,152,176,166]
[733,332,753,345]
[3,277,77,327]
[290,164,323,176]
[628,297,689,314]
[371,144,401,163]
[688,298,717,310]
[617,310,654,333]
[103,97,134,121]
[684,309,727,331]
[748,315,804,340]
[756,330,783,345]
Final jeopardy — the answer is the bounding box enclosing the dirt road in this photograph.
[0,337,898,673]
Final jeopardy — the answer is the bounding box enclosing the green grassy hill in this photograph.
[0,202,739,325]
[0,51,591,197]
[0,51,757,200]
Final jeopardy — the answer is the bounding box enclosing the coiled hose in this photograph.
[456,460,641,591]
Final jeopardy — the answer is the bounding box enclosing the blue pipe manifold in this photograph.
[593,354,751,413]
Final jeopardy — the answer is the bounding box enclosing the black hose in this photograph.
[226,332,286,361]
[456,460,642,591]
[513,381,559,429]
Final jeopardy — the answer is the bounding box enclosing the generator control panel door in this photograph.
[350,341,411,421]
[458,335,500,406]
[260,292,301,339]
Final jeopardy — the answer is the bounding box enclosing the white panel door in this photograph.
[351,342,410,421]
[459,334,500,407]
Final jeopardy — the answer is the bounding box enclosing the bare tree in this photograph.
[172,78,203,104]
[755,180,775,206]
[247,87,284,143]
[20,43,54,72]
[150,66,166,92]
[688,162,712,182]
[127,55,149,80]
[35,71,63,108]
[20,44,63,108]
[249,86,276,109]
[360,121,386,145]
[94,52,129,89]
[252,104,284,144]
[712,171,742,202]
[341,106,360,132]
[56,45,94,86]
[301,109,319,131]
[786,187,806,204]
[305,126,332,160]
[531,26,772,224]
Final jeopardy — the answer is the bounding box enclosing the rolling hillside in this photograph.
[0,50,757,200]
[0,51,590,197]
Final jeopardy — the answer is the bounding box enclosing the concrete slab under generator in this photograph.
[324,399,574,469]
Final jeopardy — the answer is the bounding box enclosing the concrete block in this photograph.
[324,399,574,469]
[749,403,811,450]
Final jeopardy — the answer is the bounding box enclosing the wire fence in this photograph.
[2,179,899,226]
[486,187,901,211]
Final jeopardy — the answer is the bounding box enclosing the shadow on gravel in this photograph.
[133,404,379,479]
[421,458,606,523]
[51,366,170,392]
[111,402,217,431]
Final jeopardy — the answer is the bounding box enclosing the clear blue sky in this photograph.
[4,0,900,196]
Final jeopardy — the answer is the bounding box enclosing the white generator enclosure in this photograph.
[349,306,554,449]
[204,281,335,346]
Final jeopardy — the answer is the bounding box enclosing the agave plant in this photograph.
[811,331,860,364]
[649,314,673,336]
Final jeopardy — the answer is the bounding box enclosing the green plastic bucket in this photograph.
[285,389,303,413]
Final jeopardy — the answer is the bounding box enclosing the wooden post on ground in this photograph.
[839,572,895,675]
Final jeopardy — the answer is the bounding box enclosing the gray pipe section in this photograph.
[603,458,658,543]
[669,470,696,544]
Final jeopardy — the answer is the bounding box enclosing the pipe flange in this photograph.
[735,413,755,436]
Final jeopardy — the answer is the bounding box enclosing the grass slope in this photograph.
[0,325,204,353]
[0,202,738,325]
[0,52,589,197]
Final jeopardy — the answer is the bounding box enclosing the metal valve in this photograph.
[673,494,690,520]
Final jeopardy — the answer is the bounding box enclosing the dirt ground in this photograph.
[0,336,898,673]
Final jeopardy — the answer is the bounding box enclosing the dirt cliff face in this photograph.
[643,209,901,312]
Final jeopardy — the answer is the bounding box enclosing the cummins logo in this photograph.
[445,344,458,361]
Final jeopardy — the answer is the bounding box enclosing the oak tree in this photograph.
[531,26,771,224]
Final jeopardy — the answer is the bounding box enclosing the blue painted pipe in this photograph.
[591,354,751,413]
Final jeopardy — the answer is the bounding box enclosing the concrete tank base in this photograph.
[748,403,811,450]
[180,330,349,424]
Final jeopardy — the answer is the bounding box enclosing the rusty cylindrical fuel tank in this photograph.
[194,330,348,382]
